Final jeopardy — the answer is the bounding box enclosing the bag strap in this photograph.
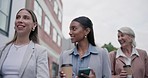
[113,51,116,75]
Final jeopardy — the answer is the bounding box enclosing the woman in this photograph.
[59,16,111,78]
[109,27,148,78]
[0,8,49,78]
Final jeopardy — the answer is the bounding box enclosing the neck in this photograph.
[121,45,133,57]
[77,39,89,55]
[14,37,30,45]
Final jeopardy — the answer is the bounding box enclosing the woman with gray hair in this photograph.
[109,27,148,78]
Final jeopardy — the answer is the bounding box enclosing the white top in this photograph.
[116,48,139,78]
[116,48,139,65]
[2,44,29,78]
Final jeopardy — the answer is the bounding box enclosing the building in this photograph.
[62,38,74,51]
[0,0,63,77]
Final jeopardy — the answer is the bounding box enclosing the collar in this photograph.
[116,47,139,58]
[69,44,98,56]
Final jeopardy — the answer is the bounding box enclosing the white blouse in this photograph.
[116,48,140,78]
[116,48,139,65]
[2,44,28,78]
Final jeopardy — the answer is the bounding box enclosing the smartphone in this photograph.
[78,67,91,78]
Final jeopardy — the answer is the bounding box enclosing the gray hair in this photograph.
[118,27,136,47]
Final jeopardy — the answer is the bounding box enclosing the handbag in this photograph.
[113,51,116,75]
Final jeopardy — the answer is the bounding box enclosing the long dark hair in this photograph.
[72,16,96,46]
[6,8,39,46]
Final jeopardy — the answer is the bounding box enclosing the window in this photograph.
[57,35,61,46]
[44,16,51,35]
[34,1,42,26]
[0,0,12,36]
[53,28,57,42]
[58,11,62,22]
[53,1,58,14]
[52,62,59,78]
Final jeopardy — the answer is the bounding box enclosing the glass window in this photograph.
[57,35,61,46]
[53,1,58,14]
[34,1,42,26]
[44,16,51,35]
[52,62,59,78]
[0,12,7,30]
[0,0,10,15]
[0,0,11,36]
[53,28,57,42]
[58,11,62,22]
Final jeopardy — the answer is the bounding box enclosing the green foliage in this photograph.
[102,42,117,52]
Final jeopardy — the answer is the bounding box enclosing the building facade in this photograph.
[0,0,63,77]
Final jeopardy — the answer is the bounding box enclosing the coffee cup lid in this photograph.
[61,64,73,67]
[123,65,131,68]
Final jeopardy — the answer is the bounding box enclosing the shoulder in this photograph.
[29,41,46,51]
[94,46,109,56]
[60,48,74,56]
[136,48,147,53]
[108,50,117,60]
[136,48,147,56]
[94,46,107,52]
[0,43,12,51]
[109,50,116,55]
[35,44,46,50]
[0,43,7,49]
[34,43,48,55]
[0,45,5,51]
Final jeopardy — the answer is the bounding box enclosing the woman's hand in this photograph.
[76,69,96,78]
[59,71,66,78]
[119,69,127,78]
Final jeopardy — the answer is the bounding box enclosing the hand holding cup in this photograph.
[61,64,73,78]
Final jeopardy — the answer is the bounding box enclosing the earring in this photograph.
[32,28,35,31]
[85,35,87,38]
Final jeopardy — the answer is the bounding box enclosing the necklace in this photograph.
[13,44,26,51]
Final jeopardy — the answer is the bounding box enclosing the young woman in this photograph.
[0,8,50,78]
[59,16,111,78]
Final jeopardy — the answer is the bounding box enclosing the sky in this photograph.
[62,0,148,52]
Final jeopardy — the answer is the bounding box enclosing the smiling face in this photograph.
[118,31,133,48]
[15,9,36,36]
[69,21,88,43]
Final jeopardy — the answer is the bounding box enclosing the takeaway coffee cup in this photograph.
[61,64,73,78]
[123,65,132,78]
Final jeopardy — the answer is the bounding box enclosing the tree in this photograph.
[102,42,117,52]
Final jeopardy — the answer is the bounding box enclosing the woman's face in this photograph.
[118,31,133,47]
[15,9,35,36]
[69,21,87,43]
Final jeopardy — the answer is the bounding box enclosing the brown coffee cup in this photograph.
[61,64,73,78]
[123,65,132,75]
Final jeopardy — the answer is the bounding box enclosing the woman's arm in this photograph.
[144,51,148,78]
[102,49,112,78]
[37,48,50,78]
